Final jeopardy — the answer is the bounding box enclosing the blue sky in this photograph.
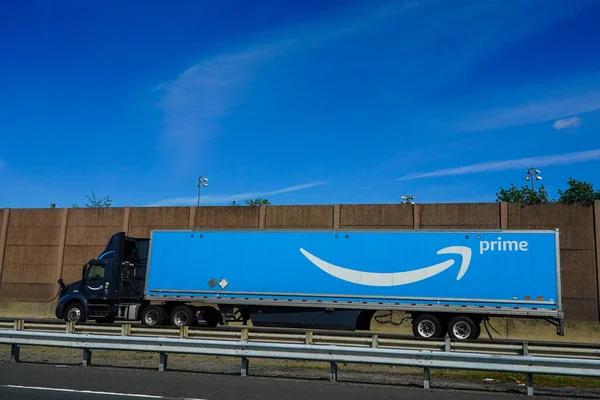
[1,0,600,208]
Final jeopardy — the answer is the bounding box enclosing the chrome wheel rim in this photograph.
[145,310,159,325]
[417,320,435,338]
[452,321,472,339]
[173,311,189,326]
[67,307,81,322]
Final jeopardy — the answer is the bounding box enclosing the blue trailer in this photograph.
[55,228,563,340]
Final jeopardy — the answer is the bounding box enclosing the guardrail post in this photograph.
[371,334,378,348]
[444,337,451,352]
[13,320,24,331]
[522,341,529,356]
[179,326,188,339]
[10,344,20,362]
[241,328,249,342]
[82,349,92,367]
[527,374,533,396]
[241,357,249,377]
[66,322,74,334]
[423,368,431,389]
[159,352,168,372]
[121,324,131,336]
[305,332,313,345]
[330,362,338,382]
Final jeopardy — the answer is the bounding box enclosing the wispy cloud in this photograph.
[156,2,418,170]
[457,90,600,132]
[149,181,327,206]
[553,116,582,130]
[397,149,600,181]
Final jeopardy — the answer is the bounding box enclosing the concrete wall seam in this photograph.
[0,209,10,292]
[54,208,69,299]
[122,206,131,235]
[594,200,600,321]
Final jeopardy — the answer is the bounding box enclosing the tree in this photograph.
[230,197,271,207]
[73,191,112,208]
[557,178,600,204]
[496,183,549,205]
[245,197,270,207]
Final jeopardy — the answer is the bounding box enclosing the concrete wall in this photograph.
[507,203,598,321]
[0,202,599,322]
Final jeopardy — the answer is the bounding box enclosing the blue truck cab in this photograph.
[56,232,149,323]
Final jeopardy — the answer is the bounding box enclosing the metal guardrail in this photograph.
[1,329,600,397]
[2,319,600,360]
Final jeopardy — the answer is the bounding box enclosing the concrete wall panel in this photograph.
[129,207,190,238]
[4,245,58,264]
[0,283,55,301]
[561,272,598,299]
[340,204,413,229]
[1,264,56,284]
[421,204,500,228]
[562,298,599,322]
[62,245,106,266]
[67,208,124,227]
[265,206,334,229]
[195,207,259,229]
[61,264,87,284]
[507,203,597,321]
[508,203,594,227]
[560,250,597,275]
[6,227,61,246]
[65,226,121,246]
[8,209,62,227]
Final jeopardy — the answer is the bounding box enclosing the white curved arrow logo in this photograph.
[299,246,472,287]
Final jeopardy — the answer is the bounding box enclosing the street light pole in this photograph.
[197,176,208,207]
[524,168,542,190]
[401,195,415,204]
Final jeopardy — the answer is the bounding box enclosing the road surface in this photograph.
[0,362,564,400]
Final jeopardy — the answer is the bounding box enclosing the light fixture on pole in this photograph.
[197,176,208,207]
[524,168,542,190]
[401,195,415,204]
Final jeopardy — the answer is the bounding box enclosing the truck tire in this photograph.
[169,305,195,327]
[141,305,166,326]
[64,302,86,323]
[412,314,444,339]
[447,315,479,340]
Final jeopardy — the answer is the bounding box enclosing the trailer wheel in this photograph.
[169,305,195,327]
[141,305,166,326]
[447,316,479,340]
[412,314,444,339]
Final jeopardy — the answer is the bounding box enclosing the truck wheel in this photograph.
[412,314,444,339]
[447,316,479,340]
[141,305,166,326]
[64,303,86,323]
[169,305,195,327]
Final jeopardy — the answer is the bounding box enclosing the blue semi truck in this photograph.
[55,228,564,340]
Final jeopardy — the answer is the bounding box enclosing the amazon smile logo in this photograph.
[299,246,472,287]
